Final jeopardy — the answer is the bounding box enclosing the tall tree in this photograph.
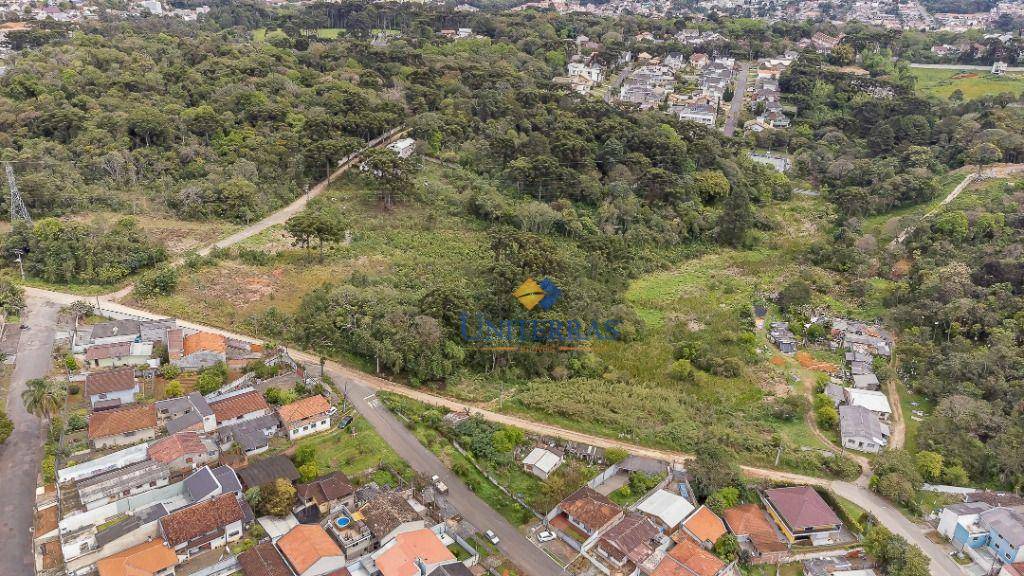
[21,378,66,422]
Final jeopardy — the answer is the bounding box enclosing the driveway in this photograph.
[0,297,60,576]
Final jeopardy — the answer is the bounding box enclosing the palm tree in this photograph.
[21,378,66,422]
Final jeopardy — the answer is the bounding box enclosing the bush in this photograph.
[164,380,184,398]
[258,479,296,517]
[67,384,80,395]
[298,462,319,483]
[160,364,182,379]
[64,354,77,372]
[41,454,56,484]
[196,370,224,395]
[605,447,629,465]
[706,486,741,514]
[294,445,317,466]
[66,411,88,432]
[135,266,179,298]
[0,409,12,445]
[816,405,839,429]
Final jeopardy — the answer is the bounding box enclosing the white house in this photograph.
[637,489,695,532]
[678,105,716,126]
[85,367,139,410]
[86,341,153,370]
[277,395,333,440]
[993,61,1008,75]
[522,446,563,480]
[387,138,416,158]
[938,501,992,543]
[843,388,892,420]
[838,405,889,454]
[567,61,604,83]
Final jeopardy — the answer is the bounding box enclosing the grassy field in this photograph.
[254,28,345,41]
[910,67,1024,100]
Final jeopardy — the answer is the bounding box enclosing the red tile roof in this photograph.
[160,493,244,546]
[375,528,455,576]
[277,395,331,425]
[277,525,343,575]
[238,542,291,576]
[183,332,227,356]
[764,486,841,530]
[681,505,727,546]
[722,504,787,553]
[85,366,137,396]
[560,486,622,533]
[210,391,269,423]
[651,540,725,576]
[89,404,156,439]
[149,431,206,464]
[297,472,354,506]
[86,342,132,362]
[96,539,177,576]
[599,514,660,564]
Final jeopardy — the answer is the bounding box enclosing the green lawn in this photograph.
[283,417,412,484]
[910,67,1024,100]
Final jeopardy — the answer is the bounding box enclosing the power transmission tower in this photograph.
[4,162,32,225]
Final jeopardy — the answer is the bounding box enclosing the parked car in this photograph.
[537,531,556,543]
[337,415,353,429]
[485,530,500,545]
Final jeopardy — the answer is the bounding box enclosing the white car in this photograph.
[537,531,556,543]
[485,530,500,545]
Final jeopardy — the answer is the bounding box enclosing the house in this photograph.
[979,508,1024,564]
[387,138,416,159]
[938,501,993,545]
[811,32,843,53]
[678,105,716,127]
[159,493,247,560]
[568,61,604,83]
[175,332,227,370]
[553,486,624,540]
[721,504,788,560]
[218,413,280,455]
[238,542,292,576]
[993,61,1008,75]
[296,472,355,515]
[650,539,733,576]
[76,459,171,509]
[139,318,178,344]
[768,322,798,354]
[210,390,273,427]
[638,490,695,532]
[85,367,139,410]
[86,341,154,369]
[851,373,879,390]
[277,395,333,441]
[374,528,457,576]
[96,539,178,576]
[763,486,842,545]
[522,446,563,480]
[690,53,708,69]
[58,442,149,484]
[276,524,347,576]
[91,320,142,345]
[157,392,216,434]
[149,431,218,471]
[839,405,889,454]
[679,506,727,549]
[89,404,158,449]
[185,465,244,502]
[843,388,892,420]
[236,455,300,489]
[596,514,662,569]
[358,492,425,545]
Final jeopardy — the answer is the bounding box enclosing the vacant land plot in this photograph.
[910,67,1024,100]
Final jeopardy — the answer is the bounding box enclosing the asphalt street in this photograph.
[0,297,60,576]
[723,61,751,137]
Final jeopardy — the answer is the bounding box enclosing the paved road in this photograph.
[0,297,60,576]
[723,62,750,137]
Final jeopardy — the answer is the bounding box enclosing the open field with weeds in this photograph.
[910,67,1024,100]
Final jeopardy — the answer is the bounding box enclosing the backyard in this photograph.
[910,67,1024,100]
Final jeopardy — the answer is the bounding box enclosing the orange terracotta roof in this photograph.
[680,506,727,546]
[89,405,157,439]
[560,487,622,533]
[96,539,177,576]
[209,391,269,423]
[277,395,331,425]
[722,504,787,553]
[183,332,227,356]
[160,494,243,546]
[651,539,725,576]
[149,431,206,464]
[277,524,343,575]
[375,528,455,576]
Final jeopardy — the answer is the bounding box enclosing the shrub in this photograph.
[160,364,182,379]
[135,266,179,298]
[706,486,741,514]
[605,447,629,465]
[298,462,319,483]
[0,409,12,444]
[164,380,184,398]
[67,384,80,396]
[294,445,317,466]
[66,411,88,432]
[41,454,56,483]
[196,370,224,395]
